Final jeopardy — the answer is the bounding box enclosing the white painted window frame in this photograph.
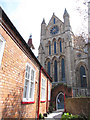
[23,63,36,102]
[41,77,46,101]
[0,34,6,67]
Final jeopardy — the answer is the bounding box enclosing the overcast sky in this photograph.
[0,0,88,56]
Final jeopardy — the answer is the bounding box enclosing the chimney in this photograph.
[27,35,35,49]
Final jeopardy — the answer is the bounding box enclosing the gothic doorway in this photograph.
[56,92,64,110]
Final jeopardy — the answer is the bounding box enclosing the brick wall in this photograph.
[51,84,72,110]
[65,98,90,117]
[0,25,52,119]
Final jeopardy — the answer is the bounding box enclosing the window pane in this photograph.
[25,72,28,78]
[49,44,51,55]
[80,66,87,88]
[23,86,27,98]
[61,58,65,81]
[53,18,55,24]
[25,79,29,86]
[41,78,46,100]
[31,70,34,81]
[29,70,35,99]
[29,83,33,98]
[23,65,30,99]
[0,40,3,52]
[54,60,57,82]
[60,41,62,52]
[54,41,56,54]
[48,61,50,76]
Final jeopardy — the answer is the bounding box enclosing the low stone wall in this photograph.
[65,97,90,117]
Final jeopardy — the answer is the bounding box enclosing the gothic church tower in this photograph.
[38,9,75,87]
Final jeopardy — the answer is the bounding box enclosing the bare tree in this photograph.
[74,0,88,41]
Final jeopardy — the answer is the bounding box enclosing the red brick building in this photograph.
[0,7,52,119]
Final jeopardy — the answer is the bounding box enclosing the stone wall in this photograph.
[65,97,90,117]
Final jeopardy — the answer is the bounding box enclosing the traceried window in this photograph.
[23,63,35,102]
[48,84,51,101]
[80,66,87,88]
[47,61,50,76]
[0,34,5,66]
[41,78,46,101]
[54,41,56,54]
[61,58,65,81]
[54,60,57,82]
[49,44,51,55]
[60,41,62,52]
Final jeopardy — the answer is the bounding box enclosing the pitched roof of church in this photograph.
[47,13,64,27]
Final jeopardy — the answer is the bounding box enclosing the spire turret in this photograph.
[63,8,71,31]
[41,18,46,38]
[42,18,46,24]
[63,8,69,18]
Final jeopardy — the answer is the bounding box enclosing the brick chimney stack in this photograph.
[27,35,35,49]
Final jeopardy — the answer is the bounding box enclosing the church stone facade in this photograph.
[38,9,89,97]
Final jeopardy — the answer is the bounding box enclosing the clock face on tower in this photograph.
[50,25,59,35]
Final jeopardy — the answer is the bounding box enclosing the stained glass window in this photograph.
[80,66,87,88]
[49,44,51,55]
[61,58,65,81]
[54,60,57,82]
[48,61,50,76]
[54,41,56,54]
[60,41,62,52]
[53,18,55,24]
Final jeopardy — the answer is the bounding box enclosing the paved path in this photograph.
[45,110,64,119]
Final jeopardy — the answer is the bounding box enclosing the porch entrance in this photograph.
[56,92,64,110]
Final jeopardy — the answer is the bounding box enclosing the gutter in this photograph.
[37,66,52,119]
[46,78,48,112]
[37,67,43,119]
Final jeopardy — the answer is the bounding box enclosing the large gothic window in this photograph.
[54,60,57,82]
[61,58,65,81]
[47,61,50,76]
[54,41,56,54]
[60,41,62,52]
[49,44,51,55]
[80,66,87,88]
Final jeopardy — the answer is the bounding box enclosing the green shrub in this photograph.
[61,112,84,120]
[39,113,44,119]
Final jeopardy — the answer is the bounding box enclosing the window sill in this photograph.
[21,101,35,104]
[41,101,46,103]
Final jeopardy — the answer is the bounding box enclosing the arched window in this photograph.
[47,61,50,76]
[80,66,87,88]
[54,41,56,54]
[49,44,51,55]
[60,41,62,52]
[53,18,55,24]
[61,58,65,81]
[54,60,57,82]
